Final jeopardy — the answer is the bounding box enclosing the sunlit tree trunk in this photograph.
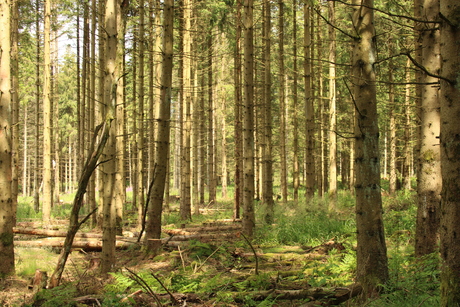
[388,56,397,195]
[181,0,192,220]
[0,0,15,277]
[100,0,121,274]
[402,60,412,190]
[439,1,460,304]
[415,0,441,257]
[43,0,53,225]
[352,0,389,295]
[137,0,146,227]
[328,0,337,211]
[207,35,217,205]
[243,0,255,236]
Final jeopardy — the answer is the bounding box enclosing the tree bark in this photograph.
[242,0,255,237]
[415,0,441,257]
[352,0,389,295]
[0,0,14,277]
[304,3,315,200]
[145,0,174,246]
[439,0,460,305]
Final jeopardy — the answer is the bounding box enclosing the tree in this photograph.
[328,0,337,211]
[100,0,121,274]
[415,0,441,257]
[145,0,174,246]
[43,0,53,225]
[278,0,287,203]
[242,0,255,236]
[0,0,15,277]
[304,2,315,200]
[351,0,389,295]
[439,0,460,304]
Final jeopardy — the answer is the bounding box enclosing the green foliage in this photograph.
[366,253,440,306]
[33,284,78,307]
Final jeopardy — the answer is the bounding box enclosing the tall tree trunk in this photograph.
[145,0,174,245]
[439,0,460,304]
[352,0,389,295]
[243,0,255,237]
[33,0,41,213]
[43,0,53,225]
[278,0,287,203]
[11,0,19,224]
[233,0,243,219]
[0,0,14,277]
[137,0,146,227]
[181,0,192,220]
[100,0,121,274]
[292,0,299,203]
[207,35,216,205]
[304,2,315,200]
[402,60,412,190]
[388,56,397,195]
[262,0,274,224]
[415,0,441,257]
[328,0,337,211]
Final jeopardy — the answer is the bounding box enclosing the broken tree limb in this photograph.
[49,119,112,288]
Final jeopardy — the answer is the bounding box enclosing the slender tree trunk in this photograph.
[439,1,460,305]
[145,0,174,244]
[137,0,146,227]
[402,60,412,190]
[11,0,19,223]
[233,0,243,219]
[262,0,274,224]
[415,0,441,257]
[181,0,192,220]
[34,0,41,213]
[207,35,216,205]
[43,0,53,225]
[278,0,287,203]
[0,0,14,277]
[292,0,299,203]
[304,3,315,200]
[100,0,121,275]
[328,0,337,211]
[352,0,389,295]
[243,0,255,237]
[388,57,397,195]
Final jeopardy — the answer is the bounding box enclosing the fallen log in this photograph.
[14,238,138,250]
[163,225,242,236]
[230,284,362,305]
[13,227,127,240]
[165,232,237,242]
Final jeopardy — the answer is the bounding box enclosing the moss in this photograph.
[422,149,438,162]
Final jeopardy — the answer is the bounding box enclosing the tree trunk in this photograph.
[207,35,217,205]
[43,0,52,225]
[145,0,174,246]
[278,0,287,204]
[242,0,255,237]
[262,0,274,224]
[0,0,14,277]
[328,0,337,211]
[11,0,19,225]
[33,0,41,213]
[100,0,121,275]
[292,0,299,203]
[352,0,389,295]
[415,0,441,257]
[304,3,315,200]
[233,0,243,219]
[439,0,460,305]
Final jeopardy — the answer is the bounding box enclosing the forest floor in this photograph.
[1,190,440,306]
